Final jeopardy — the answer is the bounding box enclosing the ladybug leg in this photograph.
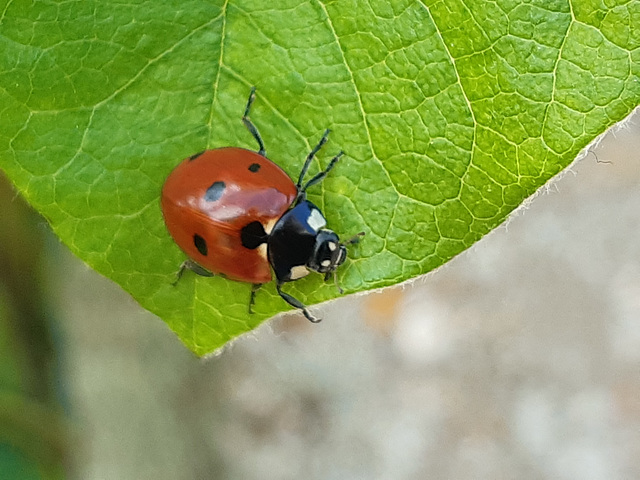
[299,150,343,196]
[248,283,262,314]
[325,270,344,294]
[172,259,213,286]
[296,128,330,190]
[276,282,321,323]
[242,86,266,156]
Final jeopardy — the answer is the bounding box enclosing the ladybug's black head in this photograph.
[307,229,347,275]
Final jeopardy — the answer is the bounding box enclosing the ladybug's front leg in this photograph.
[295,129,344,203]
[276,282,320,323]
[297,150,343,200]
[296,128,330,191]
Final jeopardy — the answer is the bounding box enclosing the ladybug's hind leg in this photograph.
[276,282,321,323]
[248,283,262,314]
[172,259,214,286]
[242,87,266,157]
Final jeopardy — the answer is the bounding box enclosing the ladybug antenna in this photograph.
[343,231,365,246]
[296,130,343,200]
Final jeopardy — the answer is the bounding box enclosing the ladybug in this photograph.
[161,87,362,322]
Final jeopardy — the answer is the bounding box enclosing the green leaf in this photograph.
[0,0,638,354]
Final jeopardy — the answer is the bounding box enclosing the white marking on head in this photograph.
[328,241,337,251]
[307,208,326,232]
[321,259,331,267]
[289,265,309,280]
[256,243,268,260]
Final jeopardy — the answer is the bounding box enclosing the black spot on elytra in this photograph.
[193,234,208,256]
[204,181,225,202]
[248,163,261,173]
[188,151,205,161]
[241,221,267,249]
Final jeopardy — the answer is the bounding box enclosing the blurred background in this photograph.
[1,111,639,480]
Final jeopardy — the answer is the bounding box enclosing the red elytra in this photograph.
[161,147,297,284]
